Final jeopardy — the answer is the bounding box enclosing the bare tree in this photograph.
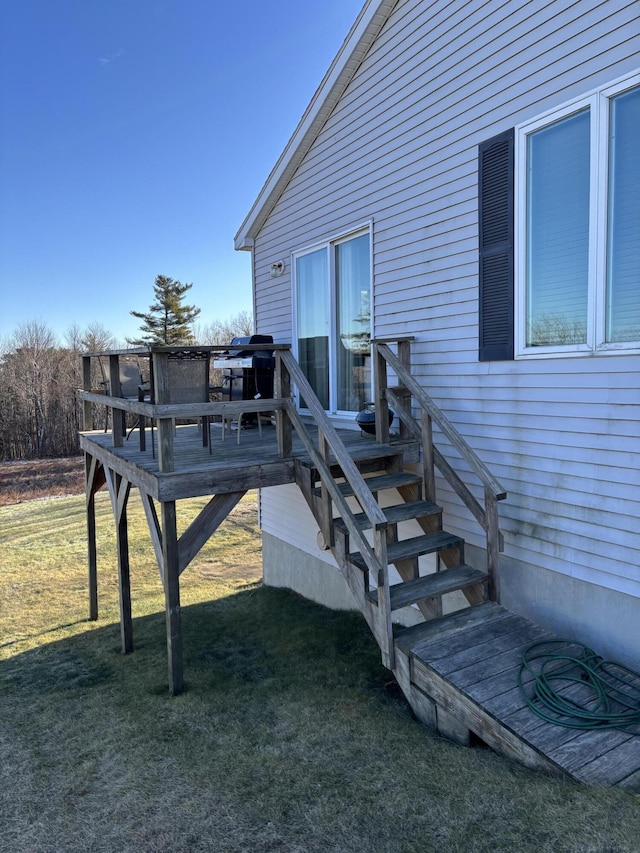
[0,321,65,458]
[528,314,586,346]
[0,320,121,460]
[195,310,255,391]
[196,310,254,346]
[78,322,118,353]
[0,312,260,461]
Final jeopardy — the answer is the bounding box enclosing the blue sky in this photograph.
[0,0,364,344]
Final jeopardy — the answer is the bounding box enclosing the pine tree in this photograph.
[128,275,201,346]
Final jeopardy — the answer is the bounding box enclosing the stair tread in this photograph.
[334,500,441,533]
[347,442,406,461]
[315,471,422,499]
[394,601,509,654]
[348,530,463,571]
[301,441,405,470]
[385,385,411,396]
[367,565,488,610]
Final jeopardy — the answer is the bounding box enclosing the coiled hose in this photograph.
[518,640,640,732]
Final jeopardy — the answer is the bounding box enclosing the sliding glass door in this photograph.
[295,229,371,414]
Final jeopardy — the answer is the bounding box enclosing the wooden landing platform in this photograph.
[79,422,419,500]
[396,602,640,791]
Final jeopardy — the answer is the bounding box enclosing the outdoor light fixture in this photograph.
[270,260,286,277]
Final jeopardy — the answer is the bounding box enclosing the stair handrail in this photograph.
[375,343,506,500]
[279,350,387,534]
[375,341,506,601]
[278,350,394,666]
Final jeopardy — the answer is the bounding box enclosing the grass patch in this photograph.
[1,493,639,852]
[0,491,261,651]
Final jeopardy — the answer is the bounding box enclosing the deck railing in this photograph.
[79,345,291,473]
[372,338,507,601]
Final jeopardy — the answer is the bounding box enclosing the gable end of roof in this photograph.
[234,0,398,250]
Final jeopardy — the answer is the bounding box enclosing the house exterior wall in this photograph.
[250,0,640,666]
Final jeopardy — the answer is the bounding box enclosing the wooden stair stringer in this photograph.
[294,451,495,660]
[408,497,486,608]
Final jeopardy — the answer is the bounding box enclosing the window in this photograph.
[525,109,591,347]
[607,85,640,343]
[294,228,371,413]
[478,72,640,360]
[516,75,640,356]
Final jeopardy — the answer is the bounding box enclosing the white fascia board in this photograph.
[234,0,398,251]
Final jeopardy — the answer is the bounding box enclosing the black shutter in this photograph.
[478,128,514,361]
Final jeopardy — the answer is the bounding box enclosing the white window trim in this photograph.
[291,222,373,417]
[514,70,640,359]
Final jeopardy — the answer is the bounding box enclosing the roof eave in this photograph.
[234,0,398,251]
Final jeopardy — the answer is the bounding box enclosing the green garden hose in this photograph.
[518,639,640,732]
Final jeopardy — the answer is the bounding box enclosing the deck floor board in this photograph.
[80,423,417,500]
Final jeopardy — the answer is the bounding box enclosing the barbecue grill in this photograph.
[211,335,275,413]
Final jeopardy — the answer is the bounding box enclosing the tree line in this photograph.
[0,308,253,462]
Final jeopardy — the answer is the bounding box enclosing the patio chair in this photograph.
[98,354,151,448]
[162,350,212,453]
[210,376,270,445]
[219,401,268,445]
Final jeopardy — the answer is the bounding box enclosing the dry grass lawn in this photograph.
[0,456,86,506]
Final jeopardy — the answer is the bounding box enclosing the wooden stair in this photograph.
[283,344,639,790]
[367,564,489,611]
[307,452,488,617]
[296,454,640,790]
[300,443,490,645]
[347,532,465,572]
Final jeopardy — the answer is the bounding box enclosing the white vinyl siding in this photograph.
[251,0,640,599]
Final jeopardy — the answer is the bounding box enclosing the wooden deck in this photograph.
[78,345,639,791]
[396,601,640,791]
[79,421,420,500]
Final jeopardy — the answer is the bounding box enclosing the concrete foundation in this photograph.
[466,543,639,671]
[262,532,424,626]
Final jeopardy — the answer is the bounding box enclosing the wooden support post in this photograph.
[373,344,390,444]
[157,419,174,472]
[82,356,93,430]
[373,527,393,670]
[140,492,164,581]
[109,354,124,447]
[115,474,133,654]
[317,430,333,548]
[161,500,183,695]
[421,409,436,504]
[85,452,98,621]
[485,487,501,603]
[275,352,292,458]
[397,339,412,441]
[152,351,174,473]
